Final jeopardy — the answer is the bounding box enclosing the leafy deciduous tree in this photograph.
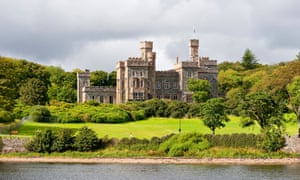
[287,76,300,136]
[239,92,283,130]
[19,78,49,105]
[188,79,211,103]
[200,98,229,135]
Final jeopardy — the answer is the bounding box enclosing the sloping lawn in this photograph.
[15,116,269,139]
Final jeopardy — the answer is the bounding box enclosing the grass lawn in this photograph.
[13,116,270,139]
[13,115,298,139]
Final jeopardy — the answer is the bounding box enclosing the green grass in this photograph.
[12,115,298,139]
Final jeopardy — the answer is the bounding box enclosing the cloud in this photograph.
[0,0,299,71]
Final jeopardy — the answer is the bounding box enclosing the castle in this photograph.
[77,39,218,104]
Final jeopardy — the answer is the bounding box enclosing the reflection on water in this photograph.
[0,162,300,180]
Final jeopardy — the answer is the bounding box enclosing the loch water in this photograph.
[0,162,300,180]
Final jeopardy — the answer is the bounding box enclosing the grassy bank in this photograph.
[1,147,299,159]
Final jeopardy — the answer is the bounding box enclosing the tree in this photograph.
[188,79,211,103]
[239,91,283,130]
[19,78,49,105]
[287,76,300,136]
[74,126,99,152]
[200,98,229,135]
[241,48,258,70]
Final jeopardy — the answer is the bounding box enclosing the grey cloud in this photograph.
[0,0,299,71]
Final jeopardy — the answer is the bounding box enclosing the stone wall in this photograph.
[1,137,30,153]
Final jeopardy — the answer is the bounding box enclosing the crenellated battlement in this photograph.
[126,60,150,67]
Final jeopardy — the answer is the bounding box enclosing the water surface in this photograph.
[0,162,300,180]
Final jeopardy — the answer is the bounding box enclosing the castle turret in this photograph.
[77,69,91,103]
[189,39,199,62]
[140,41,153,61]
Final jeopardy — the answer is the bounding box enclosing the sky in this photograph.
[0,0,299,72]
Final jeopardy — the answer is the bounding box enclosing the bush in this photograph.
[51,129,75,152]
[29,106,51,122]
[0,110,14,123]
[74,127,99,152]
[165,101,190,118]
[205,133,260,148]
[159,133,210,156]
[260,126,286,152]
[142,99,167,117]
[130,110,146,121]
[25,129,54,153]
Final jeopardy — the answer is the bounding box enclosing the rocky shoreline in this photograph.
[1,157,299,165]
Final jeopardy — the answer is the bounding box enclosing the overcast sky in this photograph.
[0,0,299,72]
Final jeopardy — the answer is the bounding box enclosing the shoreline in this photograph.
[1,157,300,165]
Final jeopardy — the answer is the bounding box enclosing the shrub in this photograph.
[29,106,51,122]
[25,129,55,153]
[159,133,210,157]
[165,101,189,118]
[142,99,167,117]
[205,133,260,148]
[260,125,286,152]
[0,110,14,123]
[74,127,99,152]
[130,110,146,121]
[51,129,75,152]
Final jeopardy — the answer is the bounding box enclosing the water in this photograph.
[0,163,300,180]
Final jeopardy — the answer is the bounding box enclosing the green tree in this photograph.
[287,76,300,136]
[74,126,99,152]
[241,48,258,70]
[19,78,49,105]
[239,92,283,130]
[188,79,211,103]
[90,70,116,86]
[200,98,229,135]
[0,110,14,123]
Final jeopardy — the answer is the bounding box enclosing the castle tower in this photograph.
[77,70,90,103]
[189,39,199,62]
[116,41,156,103]
[140,41,153,61]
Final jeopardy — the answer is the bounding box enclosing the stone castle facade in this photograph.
[77,39,218,104]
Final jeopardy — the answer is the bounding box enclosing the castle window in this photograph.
[140,72,143,77]
[164,81,170,89]
[140,79,144,88]
[133,92,144,100]
[156,81,161,89]
[100,96,103,103]
[133,79,136,87]
[109,96,113,104]
[132,71,135,77]
[187,71,193,78]
[173,82,178,89]
[172,95,178,100]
